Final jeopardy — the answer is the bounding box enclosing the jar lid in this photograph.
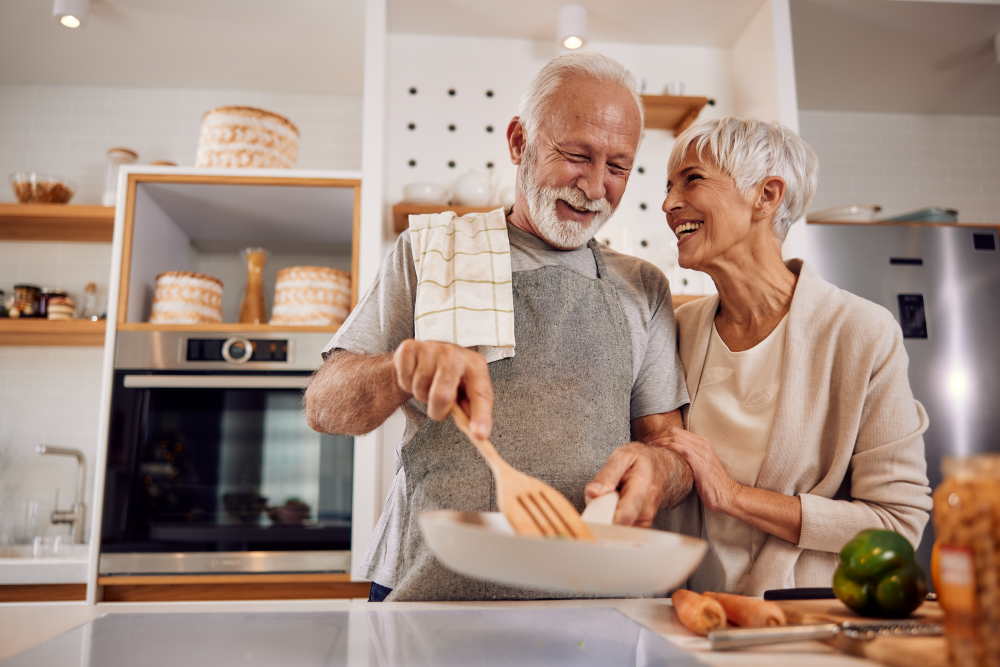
[41,287,68,295]
[13,284,41,290]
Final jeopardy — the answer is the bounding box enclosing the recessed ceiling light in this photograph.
[558,5,587,50]
[53,0,89,28]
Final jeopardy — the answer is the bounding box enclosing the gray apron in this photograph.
[389,240,634,601]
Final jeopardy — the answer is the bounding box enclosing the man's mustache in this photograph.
[550,186,612,215]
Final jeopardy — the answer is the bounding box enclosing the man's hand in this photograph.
[393,339,495,439]
[582,409,693,527]
[585,443,690,527]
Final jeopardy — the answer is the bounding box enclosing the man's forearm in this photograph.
[654,448,694,509]
[304,350,410,436]
[631,409,694,510]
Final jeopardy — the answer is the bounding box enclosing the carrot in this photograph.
[671,589,727,636]
[703,591,786,627]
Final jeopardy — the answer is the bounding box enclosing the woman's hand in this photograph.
[653,427,741,514]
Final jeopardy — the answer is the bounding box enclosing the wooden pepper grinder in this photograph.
[238,247,267,324]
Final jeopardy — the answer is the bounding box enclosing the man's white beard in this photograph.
[519,146,615,250]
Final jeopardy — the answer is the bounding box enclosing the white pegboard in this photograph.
[385,34,736,294]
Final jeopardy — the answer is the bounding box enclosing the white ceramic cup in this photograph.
[403,183,449,204]
[665,81,685,96]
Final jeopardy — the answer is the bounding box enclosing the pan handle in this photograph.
[709,623,841,650]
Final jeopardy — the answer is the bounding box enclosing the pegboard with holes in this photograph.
[385,34,733,295]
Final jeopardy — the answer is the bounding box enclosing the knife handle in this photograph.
[763,587,836,600]
[709,624,841,650]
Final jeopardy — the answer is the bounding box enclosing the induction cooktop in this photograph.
[1,607,700,666]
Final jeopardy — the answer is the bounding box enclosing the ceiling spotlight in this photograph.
[558,5,587,50]
[53,0,89,28]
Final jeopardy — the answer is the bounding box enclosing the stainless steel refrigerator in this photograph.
[800,221,1000,573]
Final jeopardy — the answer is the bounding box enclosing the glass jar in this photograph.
[12,284,41,317]
[102,147,138,207]
[38,288,67,319]
[932,454,1000,667]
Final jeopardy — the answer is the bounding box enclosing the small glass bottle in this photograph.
[79,282,99,321]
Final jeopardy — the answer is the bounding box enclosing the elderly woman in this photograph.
[656,117,932,596]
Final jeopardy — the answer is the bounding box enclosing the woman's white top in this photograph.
[688,315,789,594]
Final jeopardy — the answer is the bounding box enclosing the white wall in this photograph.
[0,84,364,204]
[385,33,736,296]
[800,110,1000,224]
[0,241,112,546]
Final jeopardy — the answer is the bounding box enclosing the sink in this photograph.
[0,543,89,559]
[0,543,90,584]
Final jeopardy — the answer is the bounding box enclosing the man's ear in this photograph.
[507,117,526,165]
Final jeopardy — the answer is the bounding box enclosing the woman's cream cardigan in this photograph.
[658,259,933,596]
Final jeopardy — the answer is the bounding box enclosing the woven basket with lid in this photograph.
[196,106,299,169]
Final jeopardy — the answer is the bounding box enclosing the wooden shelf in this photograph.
[0,203,114,242]
[393,202,499,233]
[116,322,341,334]
[97,573,369,602]
[0,318,106,345]
[640,95,709,136]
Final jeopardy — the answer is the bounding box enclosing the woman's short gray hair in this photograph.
[518,52,644,145]
[668,116,819,242]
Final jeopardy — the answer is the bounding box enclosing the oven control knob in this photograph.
[221,337,253,364]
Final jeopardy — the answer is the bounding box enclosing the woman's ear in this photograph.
[507,118,526,165]
[755,175,787,220]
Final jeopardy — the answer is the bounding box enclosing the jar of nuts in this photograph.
[932,454,1000,667]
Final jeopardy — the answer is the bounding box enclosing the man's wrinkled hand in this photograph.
[584,442,682,528]
[392,339,494,439]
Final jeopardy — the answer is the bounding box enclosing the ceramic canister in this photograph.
[149,271,223,324]
[270,266,351,327]
[195,106,299,169]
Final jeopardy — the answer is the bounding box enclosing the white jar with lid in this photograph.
[102,148,138,207]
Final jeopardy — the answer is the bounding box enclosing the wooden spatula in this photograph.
[449,404,595,540]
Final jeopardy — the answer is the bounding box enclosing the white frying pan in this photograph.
[419,493,707,596]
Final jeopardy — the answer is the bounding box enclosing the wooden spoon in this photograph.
[449,404,595,540]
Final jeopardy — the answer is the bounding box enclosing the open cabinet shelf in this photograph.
[640,95,709,135]
[0,203,115,242]
[0,318,106,345]
[392,202,498,234]
[115,170,362,329]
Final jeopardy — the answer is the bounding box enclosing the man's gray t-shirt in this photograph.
[324,223,689,585]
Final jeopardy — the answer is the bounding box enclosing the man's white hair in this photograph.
[517,52,645,145]
[668,116,819,242]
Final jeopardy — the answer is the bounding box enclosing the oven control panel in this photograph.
[187,337,289,364]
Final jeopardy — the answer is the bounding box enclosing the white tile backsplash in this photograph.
[0,83,363,205]
[800,110,1000,224]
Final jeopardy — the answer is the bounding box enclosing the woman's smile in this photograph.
[674,220,704,243]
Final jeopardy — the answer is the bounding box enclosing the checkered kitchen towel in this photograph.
[409,208,515,362]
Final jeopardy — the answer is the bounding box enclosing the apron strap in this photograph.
[588,238,610,280]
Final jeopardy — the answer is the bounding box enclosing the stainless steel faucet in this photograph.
[36,445,87,544]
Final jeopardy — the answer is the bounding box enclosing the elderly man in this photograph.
[305,53,692,602]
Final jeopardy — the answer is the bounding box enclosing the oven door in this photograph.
[100,370,353,575]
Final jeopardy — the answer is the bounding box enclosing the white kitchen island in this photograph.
[0,598,878,666]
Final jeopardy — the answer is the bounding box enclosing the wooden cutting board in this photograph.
[774,599,946,667]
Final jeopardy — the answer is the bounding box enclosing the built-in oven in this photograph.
[99,330,351,575]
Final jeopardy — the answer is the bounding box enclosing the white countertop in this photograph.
[0,598,879,666]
